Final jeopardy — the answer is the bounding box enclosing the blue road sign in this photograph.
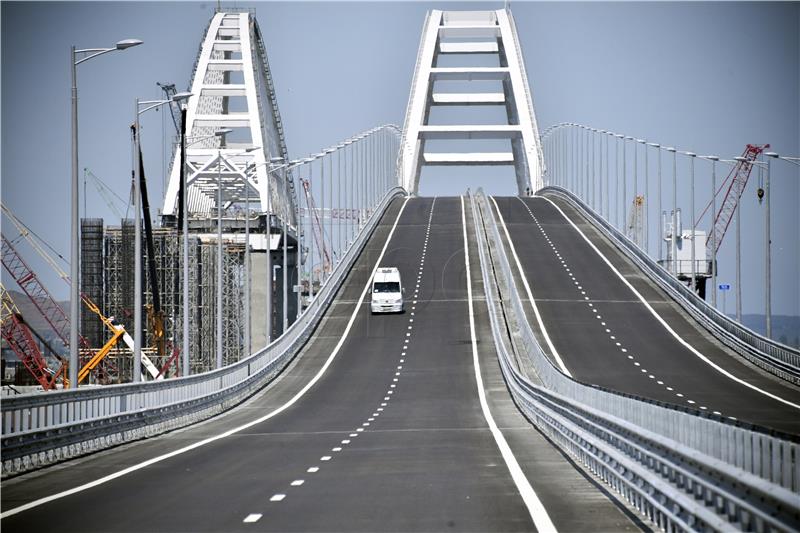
[718,284,731,291]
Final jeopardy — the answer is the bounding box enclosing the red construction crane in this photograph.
[299,177,331,275]
[698,143,768,258]
[1,285,66,390]
[1,233,118,384]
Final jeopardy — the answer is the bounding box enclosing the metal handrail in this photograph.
[469,189,798,530]
[540,186,800,384]
[2,186,407,475]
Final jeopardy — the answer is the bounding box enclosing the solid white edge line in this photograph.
[534,195,800,411]
[489,196,572,377]
[461,195,557,532]
[0,197,412,520]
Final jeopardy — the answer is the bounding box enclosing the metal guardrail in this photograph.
[1,187,407,476]
[469,189,799,532]
[539,186,800,385]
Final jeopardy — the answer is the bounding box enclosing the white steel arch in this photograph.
[162,10,295,225]
[399,9,544,195]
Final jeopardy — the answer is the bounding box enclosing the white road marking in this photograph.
[490,197,571,377]
[534,195,800,411]
[341,439,351,444]
[307,467,319,473]
[291,480,305,486]
[243,514,262,523]
[320,456,331,461]
[0,198,413,520]
[270,494,286,502]
[332,447,342,452]
[461,196,557,532]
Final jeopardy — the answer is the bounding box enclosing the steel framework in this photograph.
[162,11,296,229]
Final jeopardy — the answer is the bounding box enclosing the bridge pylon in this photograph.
[162,9,295,227]
[399,9,544,195]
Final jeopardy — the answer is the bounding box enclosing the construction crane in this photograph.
[1,285,67,390]
[1,205,164,383]
[626,195,645,248]
[299,177,331,275]
[134,127,166,357]
[84,167,128,220]
[698,144,768,258]
[157,82,182,134]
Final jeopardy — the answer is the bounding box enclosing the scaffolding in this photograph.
[80,219,104,349]
[94,222,246,379]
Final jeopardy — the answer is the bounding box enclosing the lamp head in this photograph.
[172,92,193,102]
[116,39,143,50]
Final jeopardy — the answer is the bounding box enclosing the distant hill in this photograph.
[734,314,800,348]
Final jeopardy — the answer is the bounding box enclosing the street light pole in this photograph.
[133,100,142,381]
[685,152,697,293]
[282,164,289,333]
[217,148,223,369]
[132,92,192,382]
[641,140,649,254]
[181,106,190,377]
[709,156,719,309]
[764,152,778,338]
[69,38,142,388]
[666,147,677,276]
[70,45,80,387]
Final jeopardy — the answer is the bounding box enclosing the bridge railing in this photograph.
[2,185,407,476]
[470,188,798,531]
[540,185,800,385]
[539,122,800,358]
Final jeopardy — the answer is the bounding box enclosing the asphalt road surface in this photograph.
[1,197,642,532]
[492,194,800,435]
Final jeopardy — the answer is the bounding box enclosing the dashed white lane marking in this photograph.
[320,456,332,461]
[513,197,701,409]
[307,467,319,473]
[291,480,305,486]
[535,195,800,412]
[270,494,286,502]
[461,196,557,531]
[0,198,413,520]
[491,197,571,377]
[243,514,262,523]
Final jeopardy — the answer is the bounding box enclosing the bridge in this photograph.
[2,7,799,532]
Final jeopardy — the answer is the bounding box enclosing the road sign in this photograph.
[718,284,731,291]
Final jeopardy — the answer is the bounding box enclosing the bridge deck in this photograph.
[2,197,640,532]
[492,195,800,435]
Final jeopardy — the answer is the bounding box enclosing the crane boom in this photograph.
[1,206,163,383]
[299,177,331,274]
[698,144,768,257]
[1,285,66,390]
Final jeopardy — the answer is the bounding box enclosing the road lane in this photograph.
[492,195,800,435]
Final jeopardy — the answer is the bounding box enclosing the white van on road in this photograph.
[371,267,404,314]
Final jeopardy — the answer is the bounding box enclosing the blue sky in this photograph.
[1,1,798,319]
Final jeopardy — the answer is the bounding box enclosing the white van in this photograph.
[371,267,404,314]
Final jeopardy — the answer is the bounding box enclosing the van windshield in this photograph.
[373,282,400,293]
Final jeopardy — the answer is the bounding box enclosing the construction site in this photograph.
[2,9,302,389]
